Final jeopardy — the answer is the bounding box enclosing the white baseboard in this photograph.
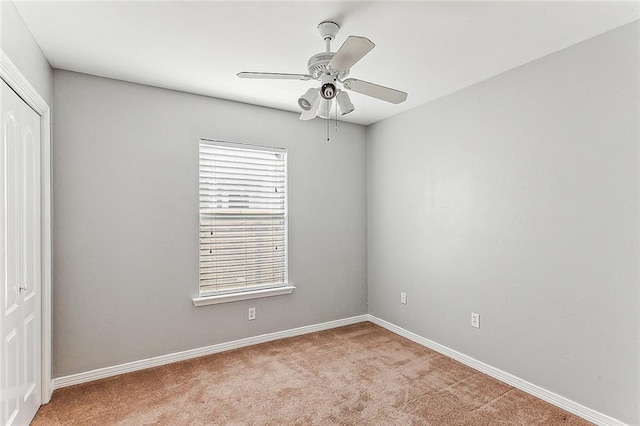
[367,315,627,426]
[52,314,368,390]
[50,313,628,426]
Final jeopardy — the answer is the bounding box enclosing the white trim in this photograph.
[192,285,296,306]
[199,138,286,153]
[52,314,368,390]
[0,52,48,113]
[0,51,53,403]
[367,315,628,426]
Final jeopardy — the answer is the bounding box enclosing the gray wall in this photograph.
[1,0,52,105]
[52,70,368,377]
[367,21,639,425]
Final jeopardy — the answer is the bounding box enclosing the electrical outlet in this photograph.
[400,292,407,305]
[248,307,256,321]
[471,312,480,328]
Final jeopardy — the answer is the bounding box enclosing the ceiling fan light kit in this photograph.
[336,91,355,116]
[317,99,332,120]
[298,88,318,111]
[238,21,407,132]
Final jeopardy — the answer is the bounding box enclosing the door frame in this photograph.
[1,50,52,403]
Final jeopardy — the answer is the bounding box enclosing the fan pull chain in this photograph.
[326,99,339,142]
[326,112,330,142]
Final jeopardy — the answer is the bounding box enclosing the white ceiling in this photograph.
[13,1,639,125]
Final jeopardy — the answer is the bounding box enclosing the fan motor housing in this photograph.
[307,52,349,80]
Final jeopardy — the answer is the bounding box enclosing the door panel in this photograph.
[2,91,21,426]
[20,89,41,422]
[4,327,19,424]
[24,313,37,399]
[1,80,42,426]
[3,111,18,314]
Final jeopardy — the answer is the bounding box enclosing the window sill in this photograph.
[192,285,296,307]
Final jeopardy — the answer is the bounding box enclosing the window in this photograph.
[194,139,293,305]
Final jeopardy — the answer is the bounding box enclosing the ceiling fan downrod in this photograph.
[317,21,339,54]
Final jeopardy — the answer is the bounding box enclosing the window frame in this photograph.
[193,139,294,306]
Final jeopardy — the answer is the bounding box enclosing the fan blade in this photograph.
[237,72,312,81]
[328,36,375,72]
[343,78,407,104]
[299,95,321,120]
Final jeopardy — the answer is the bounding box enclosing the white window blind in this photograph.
[199,140,287,297]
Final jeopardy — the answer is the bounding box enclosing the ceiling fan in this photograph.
[238,21,408,121]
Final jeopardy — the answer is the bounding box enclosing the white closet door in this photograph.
[1,80,42,426]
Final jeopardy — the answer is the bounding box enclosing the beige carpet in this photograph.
[33,322,591,425]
